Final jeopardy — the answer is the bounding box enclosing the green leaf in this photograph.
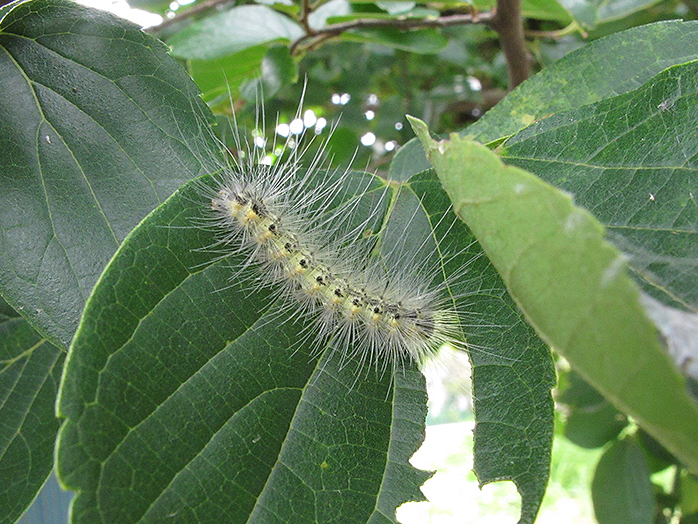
[167,5,304,60]
[0,299,64,524]
[239,45,298,102]
[0,0,215,349]
[558,369,607,409]
[564,403,627,449]
[390,144,557,522]
[637,428,676,472]
[55,169,432,523]
[342,27,449,54]
[410,116,698,474]
[387,138,432,182]
[520,0,573,22]
[406,176,555,524]
[376,1,416,15]
[591,439,654,524]
[390,147,556,524]
[189,45,268,104]
[469,21,698,145]
[500,60,698,313]
[55,150,553,522]
[308,0,352,29]
[470,0,573,23]
[557,0,664,28]
[559,371,627,449]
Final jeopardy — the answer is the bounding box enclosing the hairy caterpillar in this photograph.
[53,90,518,524]
[195,93,484,378]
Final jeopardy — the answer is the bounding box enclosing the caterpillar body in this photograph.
[198,98,479,377]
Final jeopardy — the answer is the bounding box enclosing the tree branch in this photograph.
[490,0,530,89]
[151,0,528,92]
[290,11,496,55]
[299,0,314,33]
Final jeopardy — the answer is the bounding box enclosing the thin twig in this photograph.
[490,0,530,89]
[290,11,496,55]
[299,0,314,33]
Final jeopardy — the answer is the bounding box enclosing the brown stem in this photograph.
[291,11,495,55]
[299,0,314,33]
[490,0,530,89]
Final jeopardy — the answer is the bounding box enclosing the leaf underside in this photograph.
[56,172,429,523]
[56,166,554,523]
[0,0,214,349]
[500,59,698,311]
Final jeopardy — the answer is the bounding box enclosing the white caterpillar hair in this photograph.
[193,87,489,378]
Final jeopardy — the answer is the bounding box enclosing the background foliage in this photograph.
[1,0,697,522]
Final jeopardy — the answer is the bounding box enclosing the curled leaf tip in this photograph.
[406,115,432,150]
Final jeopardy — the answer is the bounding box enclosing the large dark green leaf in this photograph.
[55,169,425,523]
[55,158,553,522]
[494,61,698,470]
[0,0,215,349]
[0,298,63,524]
[500,60,698,312]
[387,131,558,522]
[469,21,698,145]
